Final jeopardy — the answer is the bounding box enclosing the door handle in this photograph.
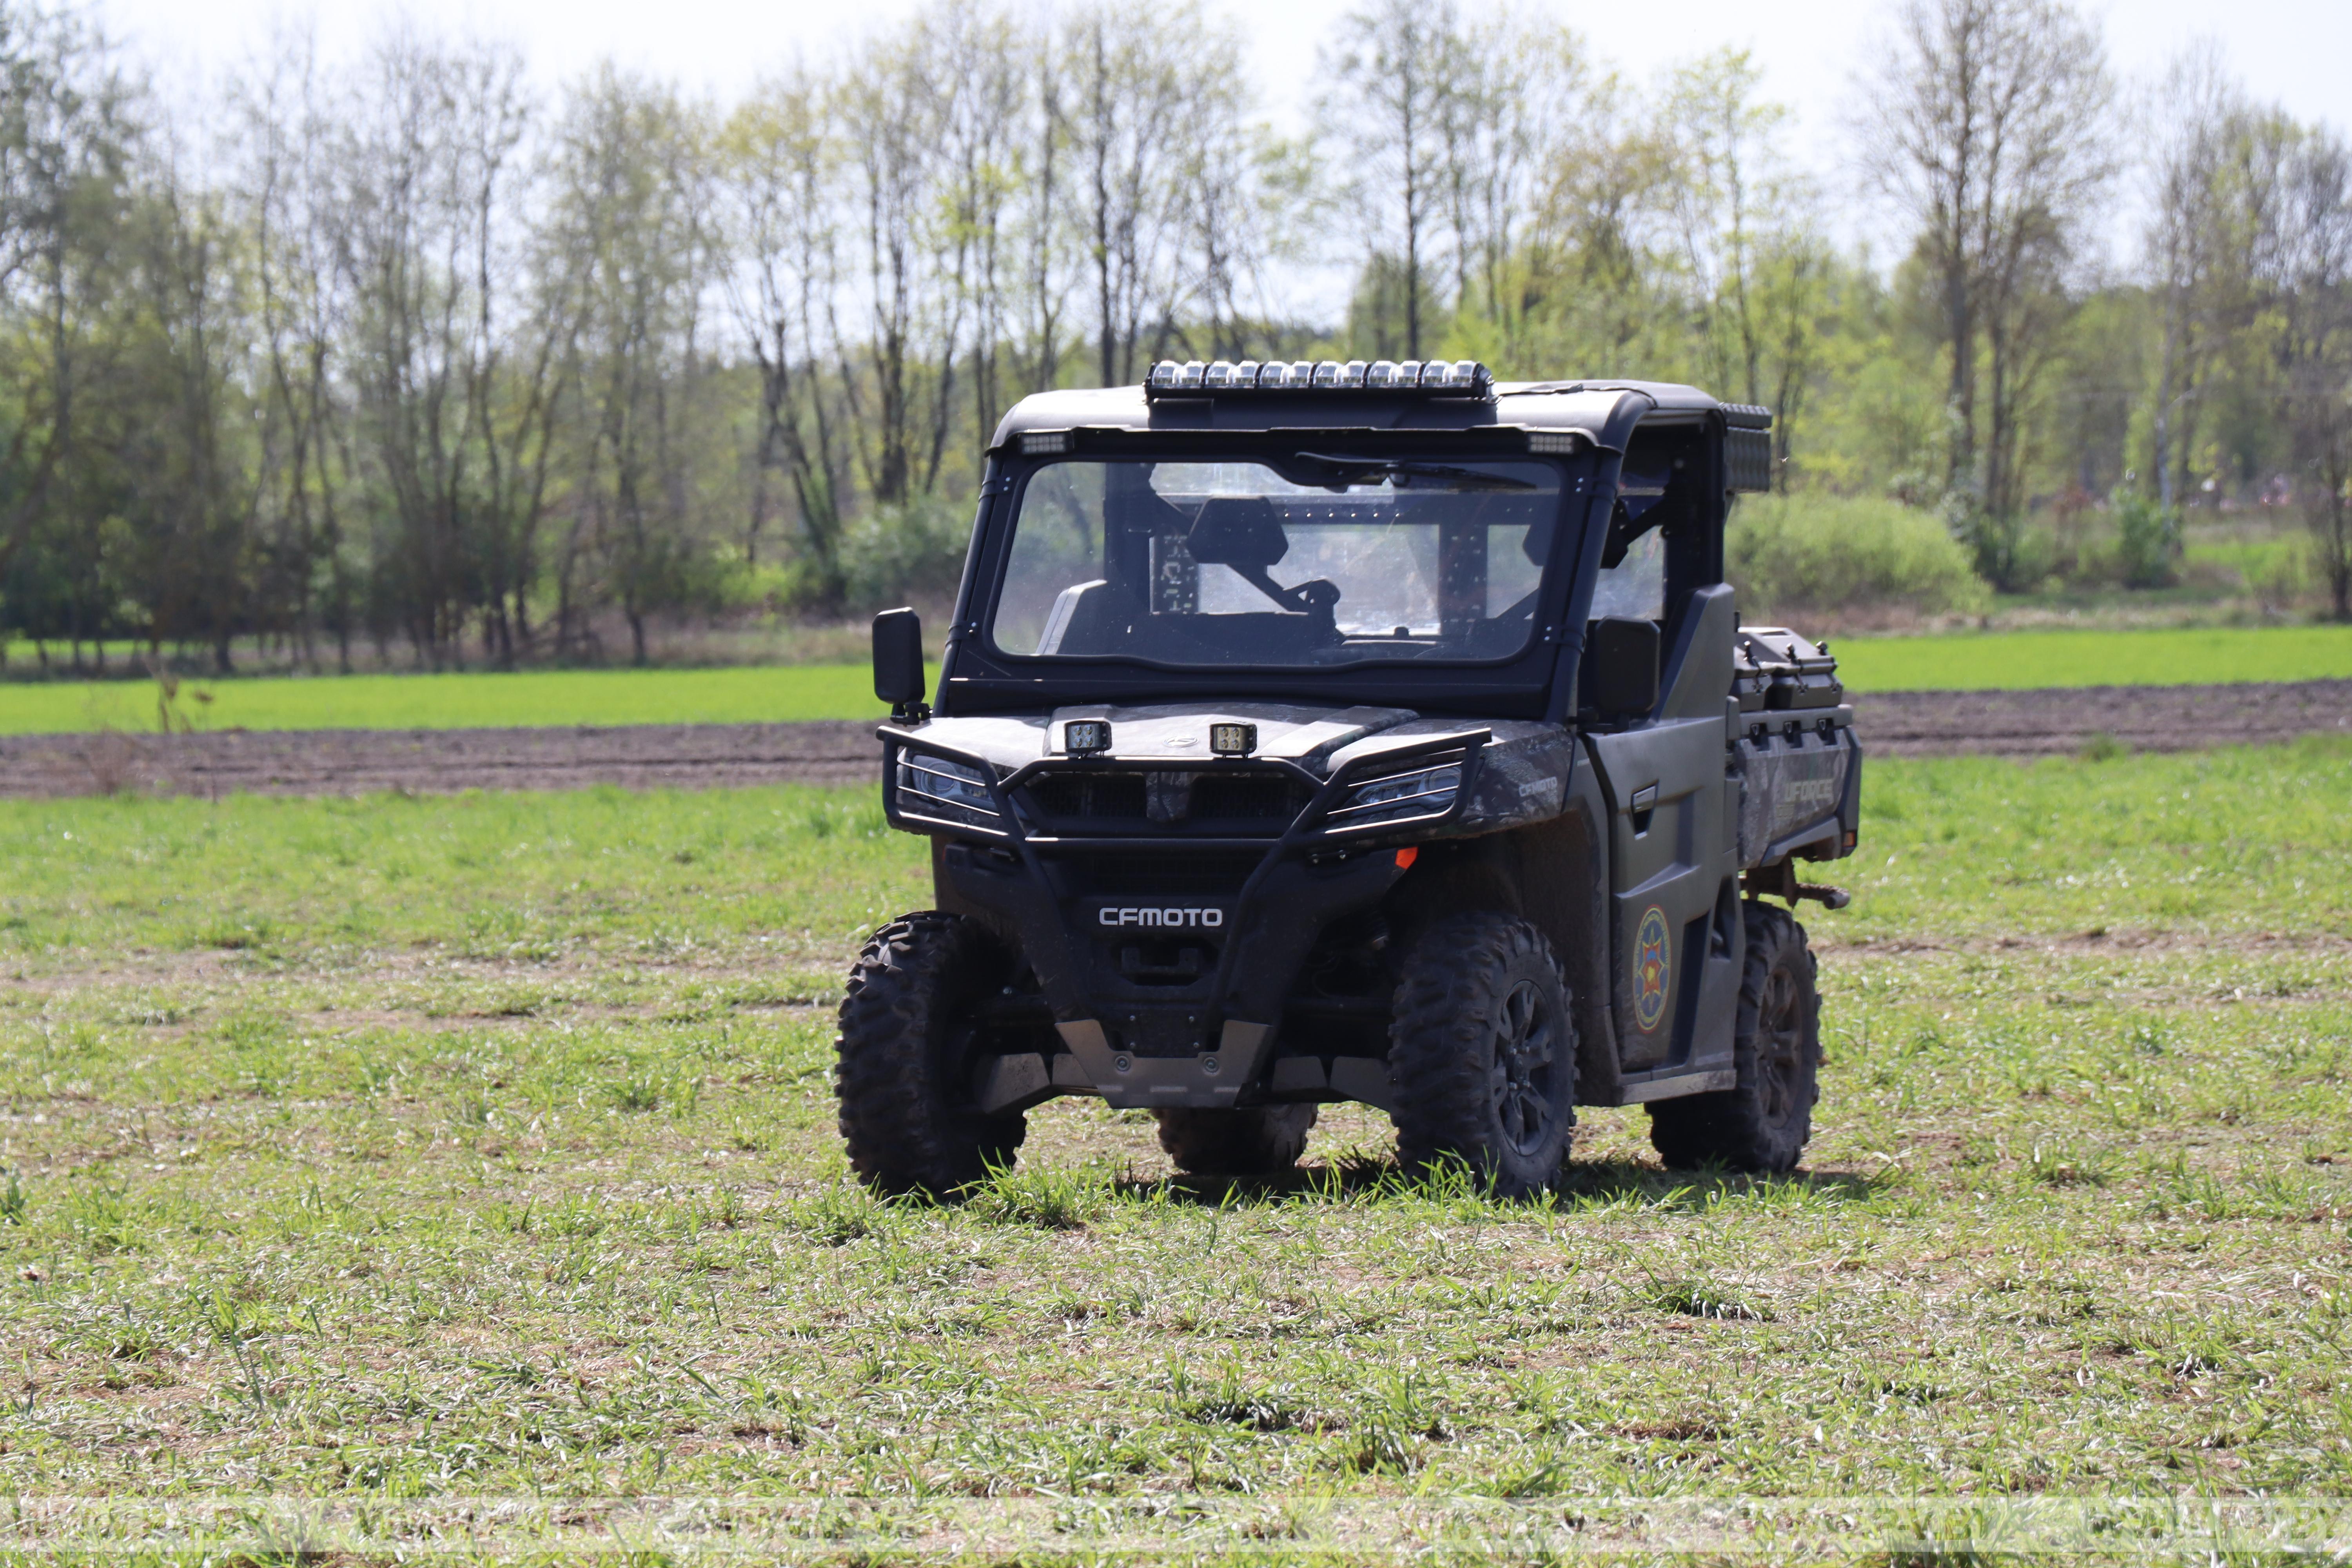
[1629,784,1658,813]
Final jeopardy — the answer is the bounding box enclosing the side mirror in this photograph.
[872,607,928,722]
[1586,617,1660,717]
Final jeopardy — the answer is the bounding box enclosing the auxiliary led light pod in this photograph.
[1208,722,1257,757]
[1145,358,1494,400]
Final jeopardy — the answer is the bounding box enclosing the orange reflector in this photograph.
[1395,847,1418,870]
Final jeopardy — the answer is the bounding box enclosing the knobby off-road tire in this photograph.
[835,912,1026,1195]
[1648,901,1821,1175]
[1154,1105,1319,1176]
[1387,912,1579,1199]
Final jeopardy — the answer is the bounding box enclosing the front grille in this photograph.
[1022,767,1308,828]
[1024,773,1149,820]
[1190,771,1312,821]
[1055,851,1265,897]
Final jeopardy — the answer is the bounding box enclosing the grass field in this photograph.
[2,743,2348,1557]
[4,624,2350,737]
[1829,622,2352,691]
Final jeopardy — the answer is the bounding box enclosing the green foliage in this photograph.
[838,494,974,613]
[2111,490,2183,589]
[1646,1275,1771,1321]
[1946,493,2053,594]
[1727,493,1990,617]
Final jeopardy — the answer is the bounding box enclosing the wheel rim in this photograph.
[1489,979,1557,1156]
[1755,963,1805,1128]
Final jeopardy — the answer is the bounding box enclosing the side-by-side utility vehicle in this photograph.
[836,359,1860,1196]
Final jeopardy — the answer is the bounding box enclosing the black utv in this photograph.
[837,358,1860,1197]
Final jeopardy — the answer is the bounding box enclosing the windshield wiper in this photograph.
[1287,453,1536,492]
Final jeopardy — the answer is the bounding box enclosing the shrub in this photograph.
[2110,490,2181,589]
[1726,493,1991,618]
[839,494,974,611]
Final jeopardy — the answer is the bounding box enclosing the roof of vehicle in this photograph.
[987,379,1730,455]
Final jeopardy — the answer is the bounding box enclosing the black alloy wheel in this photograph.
[1751,960,1809,1131]
[1491,978,1562,1157]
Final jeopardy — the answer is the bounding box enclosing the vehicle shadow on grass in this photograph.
[1110,1154,1879,1213]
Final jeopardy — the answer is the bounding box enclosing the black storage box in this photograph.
[1735,626,1844,711]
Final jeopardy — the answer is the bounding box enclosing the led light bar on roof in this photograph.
[1144,358,1494,401]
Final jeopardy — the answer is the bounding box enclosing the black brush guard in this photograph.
[881,728,1490,1109]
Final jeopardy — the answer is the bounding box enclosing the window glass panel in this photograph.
[1590,525,1665,622]
[988,458,1566,668]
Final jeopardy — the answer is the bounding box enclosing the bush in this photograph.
[2110,490,2181,589]
[1726,493,1990,618]
[839,494,975,611]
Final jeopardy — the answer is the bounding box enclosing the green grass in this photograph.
[0,663,888,736]
[6,624,2348,739]
[1,746,2349,1558]
[1834,622,2352,691]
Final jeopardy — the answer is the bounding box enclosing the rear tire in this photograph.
[835,912,1026,1195]
[1154,1105,1319,1176]
[1387,912,1578,1199]
[1648,900,1820,1174]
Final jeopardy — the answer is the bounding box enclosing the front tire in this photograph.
[835,912,1026,1194]
[1154,1105,1319,1176]
[1648,901,1821,1174]
[1388,912,1578,1199]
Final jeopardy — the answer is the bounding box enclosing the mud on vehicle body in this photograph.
[837,360,1860,1197]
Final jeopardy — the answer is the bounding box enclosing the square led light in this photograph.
[1064,719,1112,755]
[1020,430,1071,454]
[1527,431,1583,454]
[1209,722,1257,757]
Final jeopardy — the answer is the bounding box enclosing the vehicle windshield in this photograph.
[988,457,1564,667]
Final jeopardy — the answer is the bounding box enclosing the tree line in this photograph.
[0,0,2346,675]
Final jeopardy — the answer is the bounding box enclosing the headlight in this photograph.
[1330,762,1462,829]
[895,752,1001,829]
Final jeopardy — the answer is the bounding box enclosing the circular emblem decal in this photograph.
[1634,905,1671,1033]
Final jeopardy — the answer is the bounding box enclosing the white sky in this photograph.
[91,0,2352,319]
[94,0,2351,132]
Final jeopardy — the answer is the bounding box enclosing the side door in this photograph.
[1582,584,1743,1082]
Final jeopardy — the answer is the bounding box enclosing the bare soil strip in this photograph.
[1850,677,2352,758]
[1,681,2345,799]
[0,720,880,799]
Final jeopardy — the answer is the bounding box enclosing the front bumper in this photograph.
[889,730,1489,1109]
[942,840,1409,1108]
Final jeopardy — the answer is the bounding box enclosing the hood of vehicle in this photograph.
[889,702,1427,776]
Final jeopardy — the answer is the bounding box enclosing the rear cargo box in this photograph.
[1732,626,1861,868]
[1736,708,1858,867]
[1735,627,1844,712]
